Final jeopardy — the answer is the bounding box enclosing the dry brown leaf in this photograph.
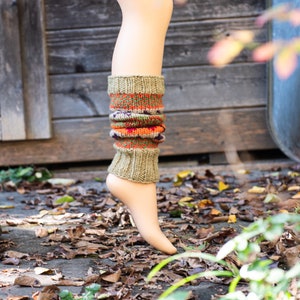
[34,267,54,275]
[102,269,122,283]
[35,227,49,238]
[7,296,30,300]
[14,275,41,287]
[5,250,29,259]
[32,285,60,300]
[66,225,85,239]
[6,219,24,226]
[282,245,300,268]
[85,228,106,236]
[2,257,20,265]
[196,226,214,238]
[57,279,85,286]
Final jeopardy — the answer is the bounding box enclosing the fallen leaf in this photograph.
[14,276,41,287]
[35,227,49,238]
[57,279,84,286]
[197,199,214,209]
[218,181,230,192]
[248,186,266,194]
[2,257,20,265]
[5,250,28,259]
[0,205,15,209]
[54,195,75,205]
[102,269,122,283]
[206,188,220,196]
[7,297,30,300]
[179,196,194,203]
[210,208,222,216]
[292,192,300,199]
[264,193,281,203]
[6,219,24,226]
[34,267,54,275]
[228,215,237,223]
[288,186,300,191]
[48,178,76,186]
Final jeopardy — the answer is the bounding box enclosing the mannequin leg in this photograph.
[106,0,176,254]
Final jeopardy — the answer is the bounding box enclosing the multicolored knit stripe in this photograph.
[108,76,166,151]
[107,75,166,183]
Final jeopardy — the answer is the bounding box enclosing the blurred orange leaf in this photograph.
[197,199,214,209]
[207,38,244,67]
[210,208,222,216]
[253,41,281,62]
[289,9,300,26]
[275,46,298,79]
[256,3,290,27]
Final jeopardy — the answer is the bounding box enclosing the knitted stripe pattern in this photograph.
[107,75,165,183]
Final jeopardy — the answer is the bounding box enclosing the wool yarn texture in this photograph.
[107,75,166,183]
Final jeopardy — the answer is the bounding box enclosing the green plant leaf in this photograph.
[59,290,74,300]
[54,195,75,204]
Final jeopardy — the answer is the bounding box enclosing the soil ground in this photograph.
[0,159,298,300]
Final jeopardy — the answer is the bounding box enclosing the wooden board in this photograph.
[49,63,266,119]
[44,0,265,30]
[268,0,300,162]
[18,0,52,139]
[0,108,275,166]
[0,0,26,141]
[46,18,265,75]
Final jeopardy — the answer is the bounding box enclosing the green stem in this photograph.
[158,270,233,299]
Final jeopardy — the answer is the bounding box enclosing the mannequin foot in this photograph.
[106,173,177,255]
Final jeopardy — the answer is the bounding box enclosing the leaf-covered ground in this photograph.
[0,161,300,299]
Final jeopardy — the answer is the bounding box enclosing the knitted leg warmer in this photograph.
[107,75,165,183]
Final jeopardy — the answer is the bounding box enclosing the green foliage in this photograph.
[148,213,300,300]
[59,283,101,300]
[0,166,52,185]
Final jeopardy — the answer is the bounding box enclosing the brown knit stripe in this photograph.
[114,138,160,149]
[109,93,164,113]
[108,76,165,95]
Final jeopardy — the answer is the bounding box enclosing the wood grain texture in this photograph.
[19,0,52,139]
[44,0,265,30]
[0,108,275,166]
[46,18,266,75]
[49,63,267,119]
[0,0,26,141]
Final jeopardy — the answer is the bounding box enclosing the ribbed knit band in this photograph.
[107,75,165,183]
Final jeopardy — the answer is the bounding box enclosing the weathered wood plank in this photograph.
[18,0,52,139]
[44,0,265,30]
[46,18,266,75]
[49,63,266,119]
[0,108,276,166]
[0,0,26,141]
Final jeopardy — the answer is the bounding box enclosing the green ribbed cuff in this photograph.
[108,75,165,95]
[108,146,160,183]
